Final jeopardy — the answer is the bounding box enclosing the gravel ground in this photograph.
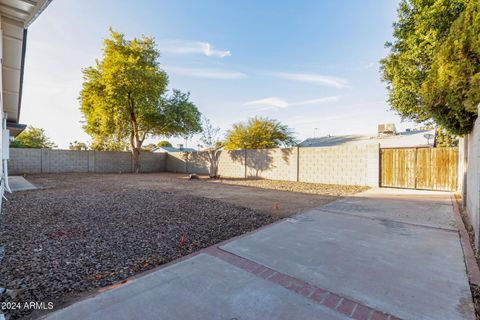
[0,175,277,319]
[215,178,369,196]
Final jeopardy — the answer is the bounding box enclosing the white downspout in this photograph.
[2,112,10,194]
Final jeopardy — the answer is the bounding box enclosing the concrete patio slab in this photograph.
[43,254,349,320]
[319,188,457,230]
[9,176,36,192]
[221,192,474,320]
[41,187,474,320]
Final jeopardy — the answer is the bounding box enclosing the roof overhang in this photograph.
[0,0,52,135]
[6,119,25,136]
[0,0,51,28]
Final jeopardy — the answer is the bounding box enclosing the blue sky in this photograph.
[21,0,411,149]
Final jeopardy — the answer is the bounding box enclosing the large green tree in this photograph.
[80,29,201,172]
[10,126,56,149]
[224,117,297,150]
[421,0,480,134]
[380,0,478,135]
[90,137,128,151]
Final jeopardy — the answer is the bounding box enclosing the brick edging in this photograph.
[205,246,401,320]
[451,195,480,286]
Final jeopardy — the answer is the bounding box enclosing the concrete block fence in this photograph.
[167,145,380,187]
[9,145,381,187]
[8,148,166,174]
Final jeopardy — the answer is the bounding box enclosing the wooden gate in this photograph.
[380,147,458,191]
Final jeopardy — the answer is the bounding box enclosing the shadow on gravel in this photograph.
[0,176,277,320]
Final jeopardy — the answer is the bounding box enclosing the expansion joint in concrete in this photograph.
[205,246,401,320]
[314,207,458,233]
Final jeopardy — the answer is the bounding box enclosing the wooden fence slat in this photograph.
[380,147,458,191]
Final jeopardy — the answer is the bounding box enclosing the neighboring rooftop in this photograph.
[299,129,436,148]
[155,146,197,153]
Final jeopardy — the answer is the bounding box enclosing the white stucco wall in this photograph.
[463,105,480,248]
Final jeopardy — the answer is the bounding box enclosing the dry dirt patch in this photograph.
[113,173,366,216]
[213,178,369,196]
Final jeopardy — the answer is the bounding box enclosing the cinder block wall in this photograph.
[8,148,167,174]
[166,150,246,177]
[218,150,246,178]
[165,152,189,173]
[45,150,89,172]
[187,152,210,175]
[9,148,42,173]
[365,145,380,187]
[301,145,379,186]
[461,105,480,249]
[166,145,380,186]
[93,151,132,173]
[247,148,297,181]
[139,152,166,172]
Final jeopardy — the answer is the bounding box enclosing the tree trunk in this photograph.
[127,95,144,174]
[210,160,217,178]
[208,150,220,178]
[132,147,141,173]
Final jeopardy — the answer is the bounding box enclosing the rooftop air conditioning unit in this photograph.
[378,123,396,135]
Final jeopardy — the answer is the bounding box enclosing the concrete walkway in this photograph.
[9,176,36,192]
[43,188,475,320]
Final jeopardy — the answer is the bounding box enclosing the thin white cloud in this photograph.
[166,67,247,79]
[363,62,375,69]
[244,97,289,108]
[244,96,340,109]
[290,96,340,106]
[286,100,386,125]
[158,40,231,58]
[273,72,348,88]
[288,111,364,125]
